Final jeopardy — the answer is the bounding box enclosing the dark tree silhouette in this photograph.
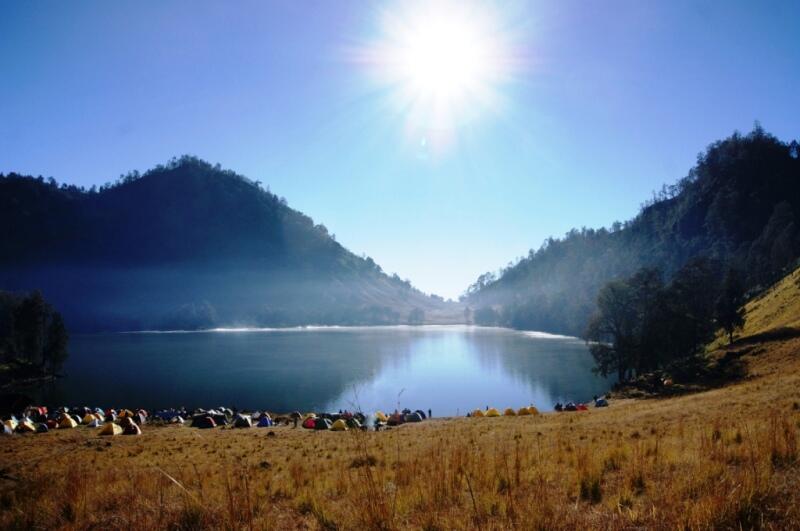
[716,268,746,344]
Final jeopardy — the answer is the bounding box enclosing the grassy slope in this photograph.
[740,266,800,335]
[1,274,799,529]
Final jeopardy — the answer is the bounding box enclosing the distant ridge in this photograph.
[466,127,800,336]
[0,156,458,331]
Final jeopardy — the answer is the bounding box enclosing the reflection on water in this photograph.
[31,326,613,415]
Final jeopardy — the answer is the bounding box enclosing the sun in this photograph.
[395,12,495,101]
[359,1,512,139]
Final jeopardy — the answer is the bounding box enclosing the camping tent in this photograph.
[25,406,47,422]
[88,419,103,428]
[405,412,423,423]
[192,416,217,429]
[302,417,316,429]
[415,410,427,420]
[124,422,142,435]
[16,420,36,433]
[4,418,18,431]
[83,413,97,424]
[471,409,485,418]
[486,408,500,417]
[59,416,78,429]
[387,413,404,426]
[99,422,123,436]
[331,419,348,431]
[172,416,185,424]
[256,416,273,427]
[576,404,588,411]
[517,407,531,416]
[314,418,332,430]
[594,398,609,407]
[503,408,516,416]
[36,423,49,433]
[234,415,253,428]
[374,411,388,423]
[346,418,362,429]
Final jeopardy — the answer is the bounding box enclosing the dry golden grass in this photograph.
[711,265,800,351]
[1,269,799,530]
[1,335,798,530]
[742,266,800,335]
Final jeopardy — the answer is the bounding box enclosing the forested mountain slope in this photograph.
[466,128,800,336]
[0,156,455,331]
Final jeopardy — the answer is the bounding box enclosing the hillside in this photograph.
[466,127,800,336]
[737,265,800,336]
[0,157,458,331]
[1,269,798,529]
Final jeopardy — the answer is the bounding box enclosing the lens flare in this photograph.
[354,1,517,152]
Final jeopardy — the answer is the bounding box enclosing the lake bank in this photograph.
[2,333,798,529]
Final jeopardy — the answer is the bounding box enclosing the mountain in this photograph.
[0,156,458,331]
[465,127,800,336]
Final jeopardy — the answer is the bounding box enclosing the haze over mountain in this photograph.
[466,128,800,336]
[0,157,458,332]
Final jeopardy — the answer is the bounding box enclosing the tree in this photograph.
[661,258,720,361]
[407,307,425,325]
[716,268,746,344]
[12,291,48,364]
[43,312,69,374]
[474,306,499,326]
[585,280,639,381]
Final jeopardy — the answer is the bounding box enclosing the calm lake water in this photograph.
[32,326,613,415]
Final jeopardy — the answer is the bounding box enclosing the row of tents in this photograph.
[3,403,438,436]
[185,408,432,431]
[469,406,540,418]
[2,406,149,436]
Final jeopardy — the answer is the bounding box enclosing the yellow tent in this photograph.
[330,419,349,431]
[517,407,531,416]
[59,416,78,429]
[99,423,123,436]
[486,408,500,417]
[119,409,135,418]
[471,409,484,418]
[17,420,36,433]
[528,406,540,415]
[82,413,97,424]
[303,412,316,420]
[375,411,388,422]
[503,408,516,416]
[4,419,18,431]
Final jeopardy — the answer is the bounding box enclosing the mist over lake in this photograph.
[32,326,612,414]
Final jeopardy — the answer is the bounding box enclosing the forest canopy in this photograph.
[466,127,800,338]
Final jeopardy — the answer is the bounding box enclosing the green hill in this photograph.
[466,127,800,336]
[0,156,458,331]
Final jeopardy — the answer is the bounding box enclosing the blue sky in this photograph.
[1,1,798,299]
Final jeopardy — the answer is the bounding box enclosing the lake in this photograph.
[31,325,613,415]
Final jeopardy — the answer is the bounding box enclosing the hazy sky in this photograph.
[2,1,799,299]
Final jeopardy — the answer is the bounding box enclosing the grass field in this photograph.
[1,269,799,530]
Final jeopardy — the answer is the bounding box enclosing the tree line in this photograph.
[466,127,800,337]
[0,290,69,376]
[585,258,745,382]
